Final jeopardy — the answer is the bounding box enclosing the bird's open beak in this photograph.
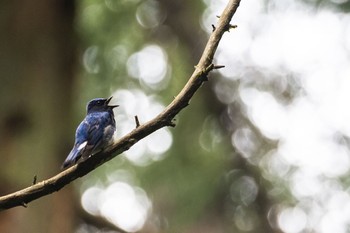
[106,96,119,108]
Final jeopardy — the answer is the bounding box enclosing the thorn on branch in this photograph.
[134,116,140,128]
[167,119,176,127]
[198,64,224,80]
[32,175,37,185]
[197,64,215,81]
[21,202,27,208]
[212,24,216,32]
[225,24,237,32]
[200,64,225,81]
[204,64,215,73]
[213,65,225,70]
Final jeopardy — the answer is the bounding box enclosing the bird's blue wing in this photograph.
[62,115,105,168]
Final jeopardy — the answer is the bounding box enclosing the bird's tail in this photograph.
[61,146,82,169]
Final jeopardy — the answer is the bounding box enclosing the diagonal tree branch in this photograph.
[0,0,241,211]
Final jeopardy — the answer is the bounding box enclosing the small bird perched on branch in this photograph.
[62,97,119,169]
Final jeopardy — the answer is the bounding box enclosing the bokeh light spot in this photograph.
[136,0,165,29]
[83,46,100,74]
[127,45,168,89]
[82,181,151,232]
[278,207,307,233]
[112,89,173,166]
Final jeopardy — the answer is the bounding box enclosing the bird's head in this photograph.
[86,96,119,113]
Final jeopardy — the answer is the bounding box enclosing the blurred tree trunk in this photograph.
[0,0,77,232]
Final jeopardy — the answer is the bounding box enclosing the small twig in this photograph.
[225,24,237,32]
[134,115,140,128]
[32,175,37,185]
[213,65,225,69]
[167,119,176,127]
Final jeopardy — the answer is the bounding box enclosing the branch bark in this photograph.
[0,0,241,211]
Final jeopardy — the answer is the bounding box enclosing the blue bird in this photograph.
[62,97,119,169]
